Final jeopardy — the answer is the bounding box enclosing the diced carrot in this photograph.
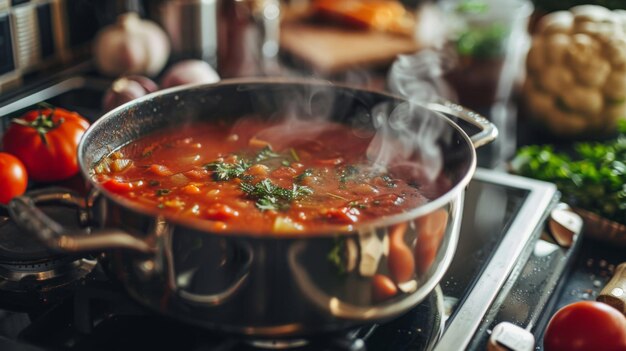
[414,209,449,274]
[372,274,398,302]
[206,204,240,221]
[182,184,201,195]
[387,222,415,283]
[102,179,144,193]
[148,164,174,177]
[247,164,270,177]
[248,137,271,149]
[271,166,297,179]
[323,207,360,223]
[212,221,228,231]
[314,157,344,166]
[184,169,210,180]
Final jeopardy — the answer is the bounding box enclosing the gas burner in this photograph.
[0,256,96,284]
[0,204,97,310]
[0,257,97,311]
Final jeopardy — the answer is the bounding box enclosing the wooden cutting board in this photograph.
[280,22,421,74]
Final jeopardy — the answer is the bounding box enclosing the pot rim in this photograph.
[79,77,478,237]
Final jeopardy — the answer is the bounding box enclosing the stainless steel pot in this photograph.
[9,79,496,338]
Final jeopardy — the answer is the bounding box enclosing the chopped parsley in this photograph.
[380,175,397,188]
[295,168,314,184]
[149,180,160,187]
[254,146,280,162]
[155,189,171,196]
[348,201,367,209]
[511,121,626,225]
[339,165,359,183]
[327,237,347,275]
[240,178,313,212]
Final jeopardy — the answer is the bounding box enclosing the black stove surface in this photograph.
[0,170,570,351]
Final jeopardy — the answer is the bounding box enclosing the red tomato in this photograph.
[0,152,28,204]
[544,301,626,351]
[2,106,90,182]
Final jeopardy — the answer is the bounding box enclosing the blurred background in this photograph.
[2,0,625,168]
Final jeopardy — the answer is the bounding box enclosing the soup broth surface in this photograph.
[93,118,434,233]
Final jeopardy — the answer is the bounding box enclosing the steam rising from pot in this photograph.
[228,49,456,188]
[367,49,456,183]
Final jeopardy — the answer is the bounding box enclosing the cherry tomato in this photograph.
[0,152,28,204]
[2,106,90,182]
[544,301,626,351]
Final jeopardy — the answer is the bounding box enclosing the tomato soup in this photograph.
[93,119,430,233]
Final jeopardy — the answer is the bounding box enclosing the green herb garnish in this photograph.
[380,175,397,188]
[205,159,251,181]
[339,165,359,183]
[240,178,313,212]
[327,237,346,275]
[155,189,171,196]
[348,201,367,209]
[290,148,301,162]
[511,122,626,225]
[149,180,160,187]
[255,146,280,162]
[327,192,349,201]
[295,168,314,184]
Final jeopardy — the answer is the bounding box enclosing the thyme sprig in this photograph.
[240,179,313,212]
[254,146,281,162]
[205,159,251,181]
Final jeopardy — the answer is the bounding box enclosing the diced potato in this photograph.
[272,216,304,233]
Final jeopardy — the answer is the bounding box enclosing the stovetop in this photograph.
[0,76,583,351]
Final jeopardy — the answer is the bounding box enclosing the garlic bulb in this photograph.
[93,12,170,77]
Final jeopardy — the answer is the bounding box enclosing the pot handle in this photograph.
[8,188,153,254]
[427,101,498,148]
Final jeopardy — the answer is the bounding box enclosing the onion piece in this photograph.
[160,60,220,88]
[171,173,189,186]
[111,159,133,172]
[94,158,111,175]
[102,76,159,112]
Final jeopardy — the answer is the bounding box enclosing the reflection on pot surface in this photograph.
[102,200,458,335]
[289,204,455,319]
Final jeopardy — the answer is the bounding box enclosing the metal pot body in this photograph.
[96,191,462,336]
[10,79,495,337]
